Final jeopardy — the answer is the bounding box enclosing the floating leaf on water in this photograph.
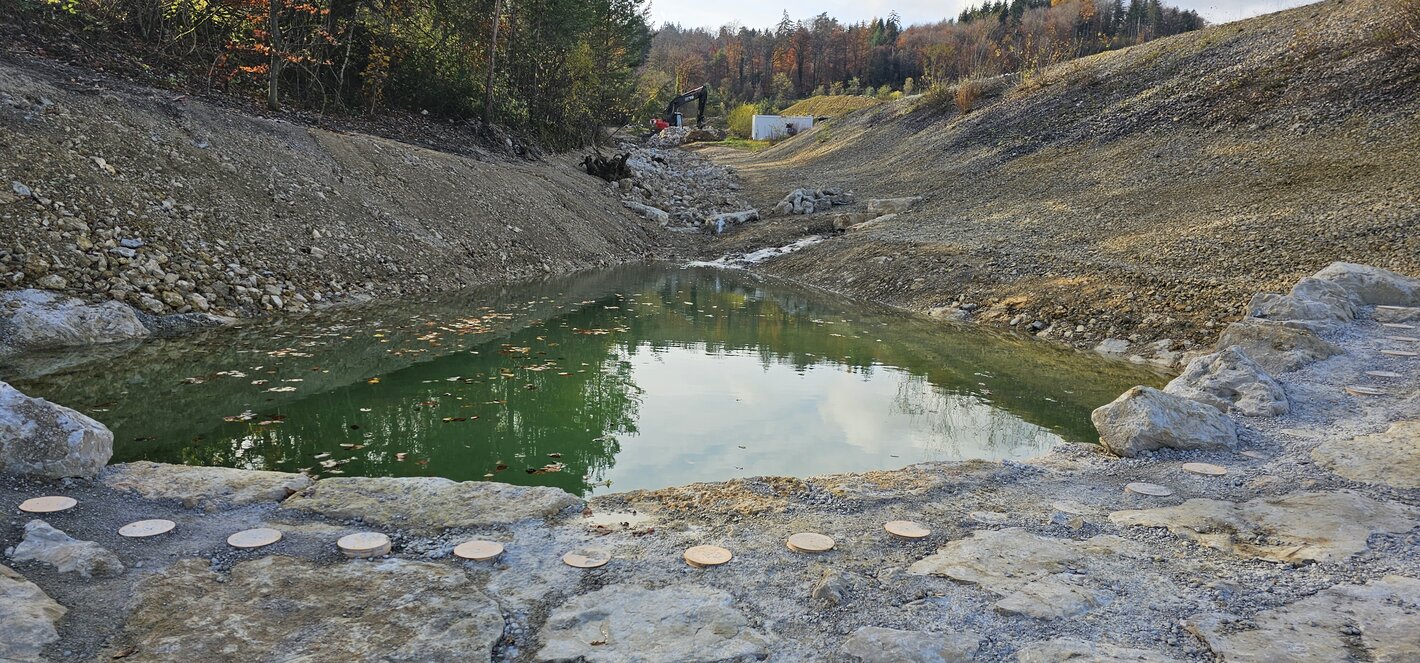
[367,378,381,384]
[395,452,407,461]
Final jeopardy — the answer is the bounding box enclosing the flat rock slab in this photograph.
[1015,637,1181,662]
[279,476,579,531]
[112,556,504,662]
[840,626,981,663]
[907,528,1140,620]
[0,563,66,663]
[537,584,771,662]
[1311,420,1420,489]
[1187,575,1420,662]
[102,462,312,509]
[1110,490,1417,563]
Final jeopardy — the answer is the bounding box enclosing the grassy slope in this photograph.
[780,95,884,117]
[712,0,1420,349]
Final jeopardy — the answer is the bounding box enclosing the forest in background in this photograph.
[641,0,1205,118]
[4,0,1206,148]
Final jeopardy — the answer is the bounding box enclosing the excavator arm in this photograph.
[664,85,708,127]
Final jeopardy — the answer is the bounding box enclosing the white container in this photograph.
[751,114,814,140]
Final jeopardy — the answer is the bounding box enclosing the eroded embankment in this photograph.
[0,55,661,323]
[2,264,1417,662]
[698,0,1420,359]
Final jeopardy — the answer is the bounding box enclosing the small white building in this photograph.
[751,114,814,141]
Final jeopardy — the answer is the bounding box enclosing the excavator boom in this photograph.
[664,85,708,128]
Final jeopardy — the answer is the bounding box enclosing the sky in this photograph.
[647,0,1315,31]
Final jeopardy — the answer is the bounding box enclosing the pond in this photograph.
[3,266,1166,496]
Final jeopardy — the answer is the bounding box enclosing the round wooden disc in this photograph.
[1387,336,1420,343]
[119,519,176,538]
[227,528,283,549]
[1365,370,1403,378]
[1125,482,1173,497]
[1182,462,1227,477]
[1050,500,1092,515]
[883,520,930,539]
[19,496,77,513]
[684,545,732,567]
[1239,450,1270,460]
[786,532,835,553]
[1381,323,1416,329]
[1345,385,1388,396]
[563,548,611,569]
[453,540,504,561]
[337,532,391,558]
[1379,350,1418,357]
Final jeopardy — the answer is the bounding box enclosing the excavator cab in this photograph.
[653,85,708,133]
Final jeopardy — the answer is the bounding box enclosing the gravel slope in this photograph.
[700,0,1420,356]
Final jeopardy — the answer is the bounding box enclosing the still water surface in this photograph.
[5,266,1165,495]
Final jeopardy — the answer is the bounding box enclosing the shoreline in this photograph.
[3,264,1417,662]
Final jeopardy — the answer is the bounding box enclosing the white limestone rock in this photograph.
[0,380,113,478]
[1164,346,1288,417]
[0,288,149,357]
[1090,386,1238,458]
[1312,261,1420,306]
[9,520,124,578]
[1214,319,1342,374]
[0,564,66,663]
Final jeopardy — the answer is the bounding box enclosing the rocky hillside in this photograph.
[0,56,660,319]
[705,0,1420,356]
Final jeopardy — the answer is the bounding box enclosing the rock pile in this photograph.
[609,145,757,232]
[772,187,855,215]
[645,126,727,149]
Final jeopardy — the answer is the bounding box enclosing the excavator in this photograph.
[650,85,708,133]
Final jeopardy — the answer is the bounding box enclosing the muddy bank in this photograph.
[0,55,662,323]
[3,266,1417,662]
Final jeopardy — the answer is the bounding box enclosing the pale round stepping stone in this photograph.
[683,545,732,568]
[1124,482,1173,497]
[1387,336,1420,343]
[1182,462,1228,477]
[1239,450,1271,461]
[19,496,77,514]
[119,519,176,538]
[562,548,611,569]
[452,540,504,561]
[227,527,283,549]
[883,520,931,540]
[969,510,1009,525]
[1381,323,1416,330]
[1379,350,1418,358]
[1365,370,1403,378]
[337,532,391,558]
[786,532,835,553]
[1345,385,1388,396]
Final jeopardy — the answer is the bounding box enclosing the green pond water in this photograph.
[3,266,1166,496]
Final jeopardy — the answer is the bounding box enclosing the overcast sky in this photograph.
[647,0,1315,31]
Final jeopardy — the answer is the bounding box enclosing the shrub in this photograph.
[902,77,915,95]
[727,103,756,138]
[955,79,982,114]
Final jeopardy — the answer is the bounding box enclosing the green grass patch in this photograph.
[711,137,775,152]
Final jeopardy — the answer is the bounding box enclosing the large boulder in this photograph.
[0,381,113,478]
[0,564,66,663]
[102,462,312,510]
[1090,386,1238,458]
[840,626,981,663]
[537,584,772,662]
[0,289,149,358]
[1164,346,1288,417]
[114,556,504,662]
[865,196,923,215]
[1312,262,1420,306]
[279,476,580,531]
[9,520,124,578]
[1214,319,1342,374]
